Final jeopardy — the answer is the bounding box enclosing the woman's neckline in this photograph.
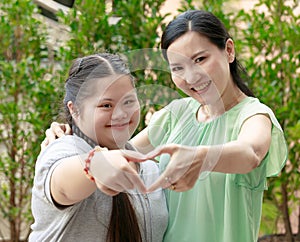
[195,95,251,124]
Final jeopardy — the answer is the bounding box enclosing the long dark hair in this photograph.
[161,10,255,97]
[63,53,142,242]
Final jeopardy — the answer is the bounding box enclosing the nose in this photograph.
[112,106,127,120]
[185,64,204,85]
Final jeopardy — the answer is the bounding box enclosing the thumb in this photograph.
[121,150,149,163]
[144,145,175,160]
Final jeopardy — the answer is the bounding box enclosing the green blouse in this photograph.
[148,97,287,242]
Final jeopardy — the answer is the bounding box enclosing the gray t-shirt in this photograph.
[29,135,168,242]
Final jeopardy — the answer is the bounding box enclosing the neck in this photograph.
[72,123,130,149]
[198,90,246,122]
[72,124,98,147]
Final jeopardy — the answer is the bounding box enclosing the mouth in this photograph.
[108,122,130,129]
[191,80,211,93]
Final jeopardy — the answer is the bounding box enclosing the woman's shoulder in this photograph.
[237,96,271,110]
[235,97,278,123]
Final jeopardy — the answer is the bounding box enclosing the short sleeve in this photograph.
[35,136,91,205]
[239,99,288,177]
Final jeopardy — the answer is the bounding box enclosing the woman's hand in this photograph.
[41,122,71,150]
[145,144,205,193]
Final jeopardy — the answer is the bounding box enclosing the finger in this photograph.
[123,166,147,194]
[96,182,120,196]
[45,129,56,143]
[167,184,185,192]
[147,172,171,193]
[96,171,137,194]
[50,122,65,138]
[106,170,136,191]
[64,124,72,135]
[116,154,148,193]
[143,145,175,160]
[121,147,162,164]
[121,150,149,163]
[40,138,49,150]
[93,157,147,194]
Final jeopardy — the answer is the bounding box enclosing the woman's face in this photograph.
[166,31,236,106]
[76,75,140,149]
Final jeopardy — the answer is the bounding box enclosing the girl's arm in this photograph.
[147,114,272,192]
[50,150,147,206]
[50,155,96,206]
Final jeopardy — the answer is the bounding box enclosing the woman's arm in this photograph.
[147,114,272,192]
[130,127,155,154]
[211,114,271,173]
[51,150,147,205]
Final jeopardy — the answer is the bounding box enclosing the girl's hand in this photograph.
[91,150,148,195]
[145,144,204,193]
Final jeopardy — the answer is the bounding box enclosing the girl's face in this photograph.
[76,75,140,149]
[166,31,236,106]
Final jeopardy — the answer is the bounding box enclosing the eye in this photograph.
[124,99,137,106]
[170,66,183,72]
[99,103,112,108]
[195,56,205,63]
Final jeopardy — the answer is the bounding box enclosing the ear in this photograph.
[67,101,79,118]
[225,38,235,63]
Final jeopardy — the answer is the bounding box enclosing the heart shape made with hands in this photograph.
[122,144,204,193]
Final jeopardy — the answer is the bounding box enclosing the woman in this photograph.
[45,10,287,242]
[134,10,287,242]
[30,53,168,242]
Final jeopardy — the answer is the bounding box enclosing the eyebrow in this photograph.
[98,93,136,102]
[169,50,207,66]
[191,50,207,60]
[98,98,113,102]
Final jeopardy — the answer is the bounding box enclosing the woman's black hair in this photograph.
[161,10,255,97]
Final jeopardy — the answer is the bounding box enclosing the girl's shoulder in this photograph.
[36,135,91,168]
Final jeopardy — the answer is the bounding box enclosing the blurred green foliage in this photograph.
[0,0,61,240]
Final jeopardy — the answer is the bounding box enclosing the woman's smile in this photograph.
[191,80,212,94]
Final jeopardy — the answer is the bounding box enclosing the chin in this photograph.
[110,137,129,149]
[111,143,127,150]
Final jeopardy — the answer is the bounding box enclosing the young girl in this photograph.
[29,53,168,242]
